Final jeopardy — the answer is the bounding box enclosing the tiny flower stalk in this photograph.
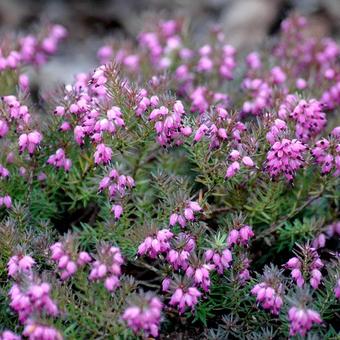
[168,275,202,314]
[98,167,135,220]
[166,233,196,270]
[251,265,284,315]
[89,243,124,292]
[7,260,59,326]
[204,232,232,275]
[285,244,324,289]
[287,289,322,337]
[169,200,202,228]
[50,233,91,280]
[185,253,214,292]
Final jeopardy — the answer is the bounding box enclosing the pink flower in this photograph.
[311,135,340,176]
[246,52,261,70]
[47,148,72,172]
[74,126,85,145]
[94,143,112,165]
[167,233,195,270]
[251,265,284,315]
[242,156,254,167]
[97,45,113,63]
[194,124,208,142]
[23,321,63,340]
[1,195,12,209]
[138,229,173,258]
[0,330,21,340]
[122,295,162,338]
[50,237,91,280]
[285,246,323,289]
[334,278,340,299]
[162,277,171,292]
[0,120,9,138]
[288,306,321,336]
[7,255,35,277]
[271,66,286,84]
[169,286,201,314]
[296,78,307,89]
[227,225,254,247]
[290,99,326,142]
[186,264,213,291]
[225,161,240,178]
[77,251,92,266]
[265,138,307,181]
[112,204,123,219]
[169,201,201,228]
[89,244,123,292]
[9,280,58,324]
[205,248,232,274]
[18,131,42,155]
[266,119,287,145]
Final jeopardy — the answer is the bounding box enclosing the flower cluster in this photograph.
[138,229,173,258]
[194,108,246,148]
[18,131,43,155]
[149,100,192,146]
[288,305,322,337]
[251,266,284,315]
[7,254,35,278]
[50,236,91,280]
[2,95,31,125]
[9,280,58,324]
[166,233,196,270]
[290,99,327,142]
[185,255,214,292]
[227,224,254,247]
[22,322,63,340]
[225,149,254,178]
[204,247,232,275]
[266,119,287,145]
[0,24,66,71]
[7,256,60,331]
[311,128,340,176]
[322,81,340,109]
[169,279,201,314]
[265,138,307,181]
[122,294,162,338]
[335,278,340,299]
[285,245,323,289]
[242,78,272,115]
[47,148,72,172]
[0,331,21,340]
[89,244,123,292]
[98,168,135,219]
[1,12,340,339]
[169,200,202,228]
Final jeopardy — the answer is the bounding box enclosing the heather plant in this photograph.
[0,13,339,339]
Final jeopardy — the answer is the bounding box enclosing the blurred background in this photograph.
[1,0,340,88]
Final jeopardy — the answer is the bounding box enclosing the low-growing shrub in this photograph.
[0,14,339,339]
